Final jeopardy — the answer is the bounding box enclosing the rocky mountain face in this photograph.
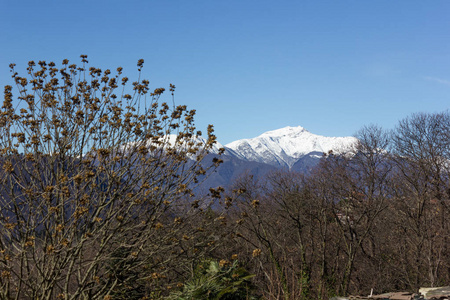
[202,126,358,187]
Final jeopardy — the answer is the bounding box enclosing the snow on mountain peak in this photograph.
[260,126,307,137]
[225,126,357,168]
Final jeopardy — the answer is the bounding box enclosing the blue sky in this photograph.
[1,1,450,144]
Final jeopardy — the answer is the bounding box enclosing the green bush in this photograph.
[167,259,260,300]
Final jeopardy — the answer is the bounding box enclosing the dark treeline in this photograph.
[201,111,450,299]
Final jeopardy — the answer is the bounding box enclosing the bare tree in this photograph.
[304,125,393,296]
[390,112,450,289]
[0,56,220,299]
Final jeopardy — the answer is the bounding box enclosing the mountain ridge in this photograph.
[223,126,357,169]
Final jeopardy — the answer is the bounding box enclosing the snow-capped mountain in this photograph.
[224,126,358,169]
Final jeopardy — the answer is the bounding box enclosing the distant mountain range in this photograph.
[199,126,358,188]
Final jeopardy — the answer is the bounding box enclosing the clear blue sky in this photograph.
[1,1,450,144]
